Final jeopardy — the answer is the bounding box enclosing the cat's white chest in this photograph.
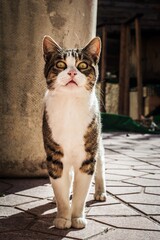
[45,91,94,158]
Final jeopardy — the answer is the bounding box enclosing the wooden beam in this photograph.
[119,23,130,116]
[135,17,143,119]
[100,25,107,112]
[118,24,126,115]
[123,24,130,115]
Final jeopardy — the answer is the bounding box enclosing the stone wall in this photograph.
[0,0,98,177]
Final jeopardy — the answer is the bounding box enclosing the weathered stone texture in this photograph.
[0,0,98,176]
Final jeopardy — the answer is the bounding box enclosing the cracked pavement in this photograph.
[0,133,160,239]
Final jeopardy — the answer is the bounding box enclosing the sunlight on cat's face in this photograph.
[43,36,101,94]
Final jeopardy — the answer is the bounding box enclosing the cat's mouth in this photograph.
[66,80,78,86]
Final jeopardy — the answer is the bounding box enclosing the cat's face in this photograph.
[42,36,101,94]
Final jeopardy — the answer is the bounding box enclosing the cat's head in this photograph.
[42,36,101,94]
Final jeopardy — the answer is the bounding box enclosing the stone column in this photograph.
[0,0,98,177]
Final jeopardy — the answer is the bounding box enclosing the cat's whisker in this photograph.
[96,87,107,112]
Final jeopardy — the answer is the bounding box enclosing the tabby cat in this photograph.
[42,36,106,229]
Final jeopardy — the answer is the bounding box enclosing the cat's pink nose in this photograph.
[68,69,77,77]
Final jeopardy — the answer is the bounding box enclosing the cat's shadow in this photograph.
[0,200,82,239]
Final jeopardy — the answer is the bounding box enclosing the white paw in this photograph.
[53,217,71,229]
[94,192,106,202]
[72,217,87,229]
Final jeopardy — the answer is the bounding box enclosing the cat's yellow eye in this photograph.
[78,62,88,70]
[56,61,66,69]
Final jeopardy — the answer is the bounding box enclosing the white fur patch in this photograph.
[44,89,98,167]
[66,55,76,67]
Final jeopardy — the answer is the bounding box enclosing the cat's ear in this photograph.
[42,35,62,61]
[83,37,101,63]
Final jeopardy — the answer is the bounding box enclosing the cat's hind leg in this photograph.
[94,143,106,201]
[50,166,72,229]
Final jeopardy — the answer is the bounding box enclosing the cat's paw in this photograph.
[72,217,87,229]
[94,192,106,202]
[53,217,71,229]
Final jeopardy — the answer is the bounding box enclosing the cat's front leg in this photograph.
[50,167,72,229]
[71,167,93,229]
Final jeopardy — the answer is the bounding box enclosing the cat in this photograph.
[140,105,160,131]
[42,35,106,229]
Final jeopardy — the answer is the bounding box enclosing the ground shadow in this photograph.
[0,199,81,240]
[0,178,50,196]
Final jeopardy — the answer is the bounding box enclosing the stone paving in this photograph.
[0,133,160,240]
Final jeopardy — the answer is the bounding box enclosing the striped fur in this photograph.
[80,116,100,175]
[43,109,64,179]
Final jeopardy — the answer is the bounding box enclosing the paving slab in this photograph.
[117,193,160,205]
[142,174,160,180]
[106,169,147,177]
[137,169,160,174]
[105,173,131,181]
[0,206,23,217]
[87,203,139,216]
[17,199,55,216]
[91,216,160,230]
[145,187,160,195]
[106,180,141,187]
[153,216,160,222]
[14,185,53,199]
[0,194,37,206]
[106,163,134,170]
[92,229,160,240]
[123,177,160,187]
[107,186,142,195]
[133,165,160,170]
[131,203,160,215]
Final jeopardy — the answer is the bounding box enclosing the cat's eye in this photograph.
[78,62,88,70]
[56,61,67,69]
